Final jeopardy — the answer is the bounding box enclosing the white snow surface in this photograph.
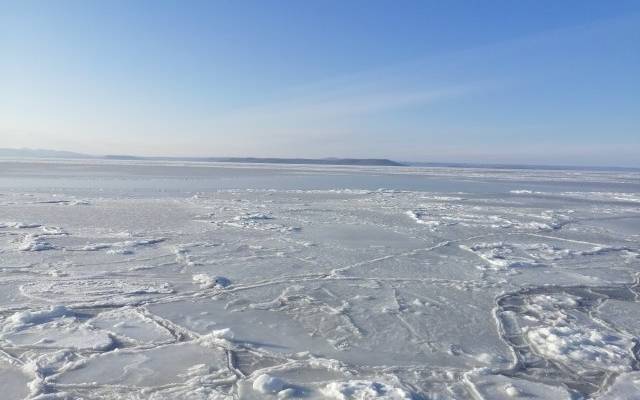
[0,160,639,399]
[321,380,413,399]
[252,373,287,394]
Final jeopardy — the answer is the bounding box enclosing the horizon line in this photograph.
[1,147,639,172]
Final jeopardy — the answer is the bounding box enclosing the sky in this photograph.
[1,0,639,166]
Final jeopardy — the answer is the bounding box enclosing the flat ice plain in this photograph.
[0,159,639,399]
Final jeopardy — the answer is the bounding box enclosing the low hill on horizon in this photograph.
[0,148,404,167]
[0,147,93,159]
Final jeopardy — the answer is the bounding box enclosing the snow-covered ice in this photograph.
[0,159,639,399]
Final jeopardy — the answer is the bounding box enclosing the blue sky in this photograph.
[1,1,639,166]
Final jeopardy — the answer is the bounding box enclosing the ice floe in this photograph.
[464,371,576,399]
[1,306,114,351]
[192,274,231,289]
[18,234,56,251]
[20,279,174,307]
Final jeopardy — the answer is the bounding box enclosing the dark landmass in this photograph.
[104,155,404,166]
[0,148,94,159]
[0,148,403,166]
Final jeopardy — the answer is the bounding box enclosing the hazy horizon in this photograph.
[4,146,640,171]
[2,1,639,167]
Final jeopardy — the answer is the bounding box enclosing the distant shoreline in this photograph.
[104,155,405,167]
[0,148,638,172]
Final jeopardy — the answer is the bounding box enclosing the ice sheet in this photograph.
[0,160,639,398]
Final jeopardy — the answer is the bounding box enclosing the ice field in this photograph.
[0,160,639,399]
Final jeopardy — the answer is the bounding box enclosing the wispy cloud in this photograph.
[211,12,638,132]
[214,84,481,125]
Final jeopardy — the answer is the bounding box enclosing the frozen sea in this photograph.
[0,159,639,399]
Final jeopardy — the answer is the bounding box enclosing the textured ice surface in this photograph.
[88,308,174,345]
[0,359,30,400]
[56,342,229,386]
[0,160,639,399]
[464,371,575,399]
[598,371,640,399]
[320,380,413,399]
[523,294,634,374]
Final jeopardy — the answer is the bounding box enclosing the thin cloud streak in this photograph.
[212,84,483,125]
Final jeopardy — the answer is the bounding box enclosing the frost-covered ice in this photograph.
[0,160,639,399]
[523,294,634,374]
[1,306,114,351]
[321,380,413,399]
[464,371,576,399]
[252,374,287,395]
[193,274,231,289]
